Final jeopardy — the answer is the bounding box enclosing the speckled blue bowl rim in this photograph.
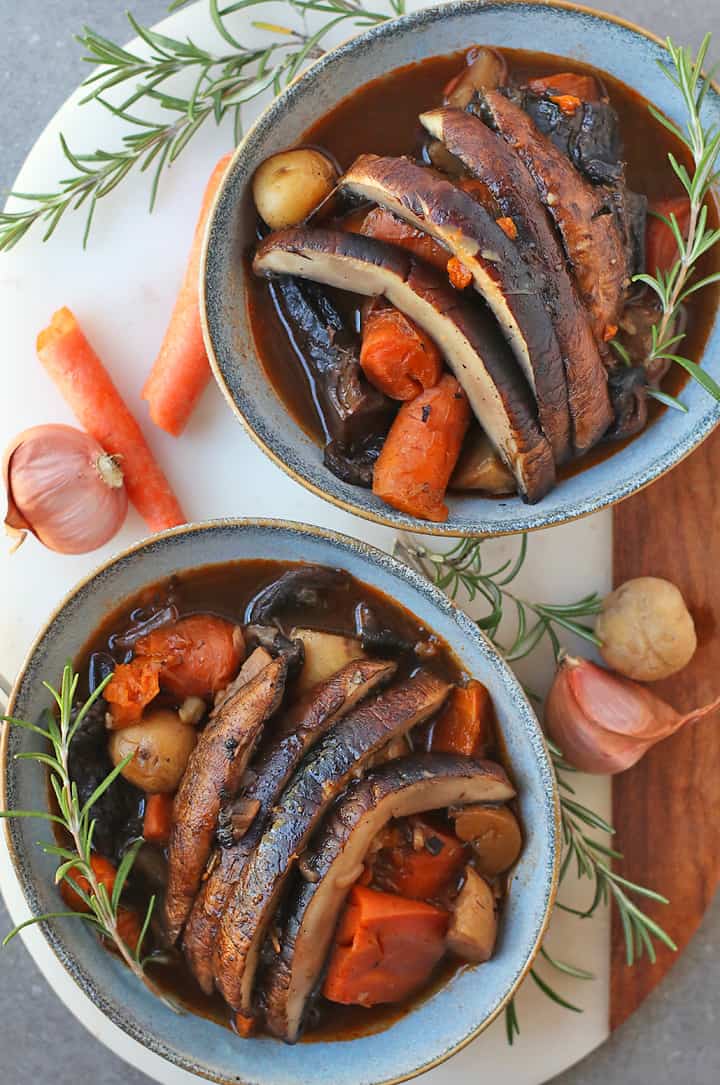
[202,0,720,539]
[2,518,559,1085]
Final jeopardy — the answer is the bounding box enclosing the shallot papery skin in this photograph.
[3,424,128,554]
[545,655,720,774]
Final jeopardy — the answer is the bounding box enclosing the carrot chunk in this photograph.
[115,907,142,954]
[360,306,443,400]
[37,307,185,532]
[322,886,448,1007]
[645,197,692,277]
[60,854,117,912]
[447,256,473,290]
[372,374,471,522]
[549,93,582,115]
[105,658,162,727]
[357,206,449,271]
[234,1012,257,1038]
[496,216,518,241]
[373,818,466,900]
[528,72,601,101]
[142,153,232,436]
[143,792,174,845]
[432,680,492,757]
[135,614,245,698]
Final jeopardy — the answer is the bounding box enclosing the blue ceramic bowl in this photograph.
[2,519,558,1085]
[202,0,720,538]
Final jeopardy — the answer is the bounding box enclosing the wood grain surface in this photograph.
[610,425,720,1029]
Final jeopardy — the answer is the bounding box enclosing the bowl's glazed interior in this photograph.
[202,0,720,537]
[3,520,558,1085]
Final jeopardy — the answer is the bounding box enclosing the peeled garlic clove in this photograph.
[545,655,720,775]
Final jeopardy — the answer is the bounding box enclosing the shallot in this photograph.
[3,424,127,554]
[545,654,720,774]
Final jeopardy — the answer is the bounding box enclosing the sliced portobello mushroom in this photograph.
[472,89,629,342]
[420,109,613,454]
[163,656,287,943]
[254,229,556,502]
[213,670,451,1012]
[182,657,396,993]
[263,753,515,1042]
[270,276,394,473]
[505,85,624,185]
[339,154,572,464]
[245,565,351,625]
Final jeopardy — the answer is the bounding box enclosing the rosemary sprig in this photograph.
[395,533,603,664]
[0,664,176,1009]
[634,34,720,405]
[0,0,398,251]
[395,534,675,1040]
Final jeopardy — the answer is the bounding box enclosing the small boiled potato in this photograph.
[109,708,196,793]
[291,628,366,694]
[451,429,516,494]
[597,576,697,682]
[450,804,522,875]
[252,148,338,230]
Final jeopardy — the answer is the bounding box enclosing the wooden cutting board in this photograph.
[610,424,720,1029]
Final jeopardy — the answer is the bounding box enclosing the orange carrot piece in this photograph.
[60,854,117,913]
[447,256,473,290]
[646,197,692,277]
[549,93,582,115]
[142,153,233,437]
[115,907,142,954]
[143,792,175,845]
[432,680,492,757]
[372,374,471,522]
[496,216,518,241]
[323,886,448,1006]
[360,306,443,400]
[105,658,162,727]
[374,818,466,900]
[37,307,185,532]
[135,614,245,698]
[357,206,449,271]
[234,1012,257,1038]
[528,72,601,101]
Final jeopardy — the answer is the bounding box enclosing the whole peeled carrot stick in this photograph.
[37,307,185,532]
[373,373,471,522]
[142,152,233,436]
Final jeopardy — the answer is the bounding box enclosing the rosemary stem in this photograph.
[57,705,166,1000]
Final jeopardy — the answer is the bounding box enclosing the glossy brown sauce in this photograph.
[71,560,490,1040]
[247,48,720,477]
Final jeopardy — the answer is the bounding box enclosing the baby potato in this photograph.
[252,148,338,230]
[597,576,697,682]
[109,708,197,793]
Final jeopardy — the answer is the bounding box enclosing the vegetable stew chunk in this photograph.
[323,886,449,1006]
[446,865,497,962]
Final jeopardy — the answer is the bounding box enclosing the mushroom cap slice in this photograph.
[263,753,515,1042]
[254,228,555,503]
[164,656,287,943]
[420,108,613,455]
[339,153,571,464]
[473,89,629,341]
[182,657,397,993]
[213,670,451,1012]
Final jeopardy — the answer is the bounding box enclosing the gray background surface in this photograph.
[1,1,718,1082]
